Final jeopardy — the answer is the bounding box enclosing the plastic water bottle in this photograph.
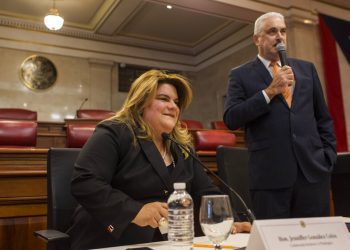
[167,182,194,249]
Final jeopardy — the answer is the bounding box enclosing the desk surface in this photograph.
[94,234,250,250]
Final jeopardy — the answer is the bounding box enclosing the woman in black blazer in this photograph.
[67,70,250,249]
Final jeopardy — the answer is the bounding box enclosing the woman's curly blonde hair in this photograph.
[110,69,194,157]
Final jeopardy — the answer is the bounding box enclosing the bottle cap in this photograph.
[174,182,186,189]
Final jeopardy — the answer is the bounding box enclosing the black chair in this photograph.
[216,146,253,221]
[34,148,81,250]
[331,152,350,217]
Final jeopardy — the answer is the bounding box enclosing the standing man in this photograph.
[223,12,336,219]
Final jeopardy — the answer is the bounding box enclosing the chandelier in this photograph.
[44,0,64,31]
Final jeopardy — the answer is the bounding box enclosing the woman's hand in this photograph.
[132,202,168,228]
[231,222,252,234]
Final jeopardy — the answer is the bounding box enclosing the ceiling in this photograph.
[0,0,349,70]
[0,0,256,55]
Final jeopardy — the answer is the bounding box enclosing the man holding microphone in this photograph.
[224,12,336,219]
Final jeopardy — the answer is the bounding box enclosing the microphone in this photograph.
[78,98,88,111]
[276,42,288,66]
[161,133,256,223]
[75,98,88,118]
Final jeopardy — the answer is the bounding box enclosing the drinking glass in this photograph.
[199,195,234,250]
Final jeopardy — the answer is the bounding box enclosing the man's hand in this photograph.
[265,65,295,99]
[132,202,168,228]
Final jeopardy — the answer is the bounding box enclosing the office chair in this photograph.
[0,108,37,120]
[0,120,37,148]
[34,148,81,250]
[216,146,253,221]
[66,123,96,148]
[180,119,204,129]
[76,109,115,120]
[331,152,350,217]
[193,130,236,152]
[210,120,228,130]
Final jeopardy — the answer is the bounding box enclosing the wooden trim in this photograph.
[0,203,47,217]
[0,148,48,154]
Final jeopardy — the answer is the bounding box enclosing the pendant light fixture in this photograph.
[44,0,64,31]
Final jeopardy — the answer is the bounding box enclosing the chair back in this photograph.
[180,119,204,129]
[47,148,80,231]
[216,146,252,220]
[331,152,350,216]
[0,120,37,147]
[210,121,228,130]
[0,108,37,120]
[193,130,236,151]
[66,124,96,148]
[76,109,115,120]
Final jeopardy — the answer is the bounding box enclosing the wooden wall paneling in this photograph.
[0,216,47,250]
[37,121,66,148]
[0,148,48,250]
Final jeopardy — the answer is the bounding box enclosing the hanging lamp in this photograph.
[44,0,64,30]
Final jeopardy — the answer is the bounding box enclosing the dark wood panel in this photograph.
[0,148,48,250]
[37,133,66,148]
[197,151,217,172]
[0,203,46,218]
[37,121,65,134]
[0,216,46,250]
[37,121,66,148]
[0,177,46,198]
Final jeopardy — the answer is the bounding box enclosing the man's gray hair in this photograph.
[254,12,285,35]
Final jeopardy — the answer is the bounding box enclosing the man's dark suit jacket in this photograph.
[67,120,219,249]
[224,57,336,190]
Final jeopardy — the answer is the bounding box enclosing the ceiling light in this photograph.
[166,5,173,10]
[44,0,64,30]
